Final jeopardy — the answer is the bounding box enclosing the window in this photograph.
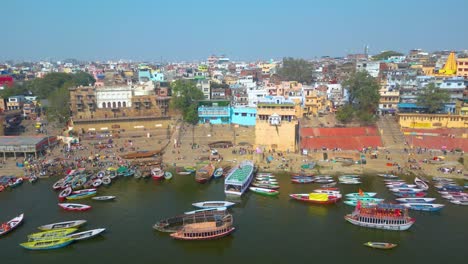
[241,113,247,117]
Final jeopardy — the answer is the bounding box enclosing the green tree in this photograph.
[46,86,70,123]
[372,50,404,61]
[277,57,314,84]
[335,104,354,123]
[416,83,450,113]
[170,80,204,124]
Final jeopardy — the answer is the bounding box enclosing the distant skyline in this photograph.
[1,0,467,62]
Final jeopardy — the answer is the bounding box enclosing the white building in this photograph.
[356,61,380,78]
[96,86,132,109]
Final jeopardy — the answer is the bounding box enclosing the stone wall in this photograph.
[255,120,297,152]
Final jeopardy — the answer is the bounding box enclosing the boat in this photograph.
[224,160,255,196]
[449,200,468,205]
[122,169,135,177]
[52,179,65,190]
[154,210,228,233]
[386,183,417,188]
[383,179,405,182]
[436,185,464,192]
[313,175,332,180]
[289,193,341,204]
[66,191,97,200]
[151,168,165,180]
[91,179,102,188]
[213,168,224,178]
[339,180,361,185]
[92,196,116,201]
[37,220,87,231]
[390,188,424,193]
[321,182,337,188]
[377,174,399,179]
[395,198,436,203]
[442,194,468,200]
[313,189,342,197]
[250,182,280,189]
[339,175,360,181]
[184,166,196,173]
[291,178,314,184]
[97,171,105,178]
[344,200,380,207]
[28,228,77,241]
[346,192,377,198]
[20,238,75,250]
[184,207,227,215]
[170,214,235,240]
[394,192,426,198]
[314,179,335,184]
[102,177,111,185]
[120,150,161,159]
[58,203,91,211]
[72,188,97,194]
[401,203,445,212]
[195,163,215,183]
[28,175,38,183]
[8,177,23,188]
[255,180,278,184]
[192,201,235,209]
[347,197,384,203]
[66,228,106,241]
[58,187,72,200]
[164,171,173,180]
[414,177,429,190]
[345,203,415,231]
[364,242,397,249]
[249,187,280,196]
[0,213,24,237]
[438,191,468,196]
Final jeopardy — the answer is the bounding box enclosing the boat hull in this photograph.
[344,215,414,231]
[170,227,235,240]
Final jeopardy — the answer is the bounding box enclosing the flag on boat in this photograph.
[358,189,364,196]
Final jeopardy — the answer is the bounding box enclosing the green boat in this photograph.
[344,200,380,207]
[364,242,397,249]
[20,238,75,250]
[249,187,279,196]
[28,228,78,241]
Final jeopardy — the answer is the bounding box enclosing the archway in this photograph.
[102,102,106,108]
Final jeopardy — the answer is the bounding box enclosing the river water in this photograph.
[0,173,466,264]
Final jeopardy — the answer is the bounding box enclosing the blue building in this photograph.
[138,66,164,82]
[231,106,257,126]
[198,101,231,124]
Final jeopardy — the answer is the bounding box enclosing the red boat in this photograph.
[58,203,92,211]
[195,164,215,184]
[289,193,341,204]
[151,168,165,180]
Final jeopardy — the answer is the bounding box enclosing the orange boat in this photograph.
[195,163,215,184]
[170,214,235,240]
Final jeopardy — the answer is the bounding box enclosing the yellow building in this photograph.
[426,52,458,77]
[303,90,329,116]
[456,58,468,77]
[255,97,298,151]
[260,63,276,74]
[398,113,468,129]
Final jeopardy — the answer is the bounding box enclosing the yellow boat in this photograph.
[28,228,78,241]
[20,238,75,250]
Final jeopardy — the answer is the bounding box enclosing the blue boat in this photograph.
[393,192,426,198]
[437,185,464,192]
[402,203,444,212]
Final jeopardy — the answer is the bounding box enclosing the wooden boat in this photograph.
[92,196,116,201]
[395,198,436,203]
[170,214,235,240]
[213,168,224,178]
[321,182,337,188]
[58,187,72,200]
[390,188,424,193]
[184,207,227,215]
[414,177,429,190]
[72,188,97,194]
[313,175,332,180]
[38,220,87,231]
[402,203,444,212]
[102,177,111,185]
[346,192,377,198]
[348,197,384,202]
[28,228,78,241]
[20,238,75,250]
[195,163,215,183]
[164,171,173,180]
[289,193,340,204]
[364,242,397,249]
[438,191,468,196]
[314,179,335,184]
[192,201,235,209]
[256,176,277,181]
[291,178,314,184]
[178,171,192,175]
[0,213,24,237]
[97,171,106,178]
[345,203,415,231]
[255,180,278,184]
[250,182,280,189]
[386,183,417,188]
[66,228,106,241]
[249,187,279,196]
[151,168,165,180]
[339,180,361,185]
[313,189,342,196]
[394,192,426,198]
[8,177,23,188]
[154,210,228,233]
[383,179,405,182]
[66,191,97,200]
[92,179,103,188]
[120,150,161,159]
[449,199,468,205]
[184,166,196,173]
[58,203,91,211]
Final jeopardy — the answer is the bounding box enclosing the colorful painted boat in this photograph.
[224,160,255,196]
[250,182,280,189]
[28,228,77,241]
[192,201,236,209]
[72,188,97,194]
[37,220,87,231]
[386,183,417,188]
[65,228,105,241]
[347,197,384,203]
[0,213,24,237]
[291,178,314,184]
[170,214,235,240]
[66,191,96,200]
[345,203,415,231]
[289,193,340,204]
[344,200,380,207]
[58,203,91,211]
[195,163,215,183]
[249,187,279,196]
[58,187,72,200]
[401,203,445,212]
[377,174,399,179]
[213,168,224,178]
[414,177,429,190]
[184,166,196,173]
[395,198,436,203]
[8,178,23,188]
[449,199,468,205]
[394,192,426,198]
[20,238,75,250]
[364,242,397,249]
[390,188,424,193]
[164,172,173,180]
[346,192,377,198]
[151,168,165,180]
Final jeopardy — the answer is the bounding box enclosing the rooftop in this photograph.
[0,136,49,146]
[225,164,254,183]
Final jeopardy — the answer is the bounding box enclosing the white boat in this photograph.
[313,189,342,197]
[184,207,227,215]
[58,187,72,199]
[383,179,405,182]
[395,198,436,203]
[92,179,103,188]
[401,203,445,211]
[192,201,236,209]
[339,180,361,185]
[390,188,424,193]
[0,213,24,236]
[66,228,106,241]
[385,183,417,188]
[178,171,192,175]
[91,196,116,201]
[346,192,377,198]
[38,220,87,231]
[442,194,468,200]
[58,203,91,211]
[72,188,97,194]
[102,177,111,185]
[377,174,398,179]
[414,177,429,190]
[450,200,468,205]
[224,160,255,196]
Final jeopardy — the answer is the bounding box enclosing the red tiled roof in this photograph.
[301,127,379,137]
[405,135,468,151]
[300,127,382,150]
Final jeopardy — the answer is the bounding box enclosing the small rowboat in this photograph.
[386,183,417,188]
[291,178,314,184]
[92,179,103,188]
[38,220,87,231]
[9,178,23,188]
[58,203,91,211]
[401,203,445,212]
[213,168,224,178]
[346,192,377,198]
[66,191,97,200]
[28,228,78,241]
[249,187,280,196]
[414,177,429,190]
[178,171,192,175]
[20,238,75,250]
[0,213,24,237]
[151,168,165,180]
[289,193,340,204]
[184,166,196,173]
[102,177,111,185]
[65,228,106,241]
[449,199,468,205]
[192,201,236,209]
[92,196,116,201]
[395,197,436,203]
[348,197,384,203]
[344,200,380,207]
[164,172,173,180]
[339,180,361,185]
[321,182,337,188]
[52,179,65,190]
[58,187,72,200]
[72,188,97,194]
[394,191,426,198]
[390,188,424,193]
[314,179,335,184]
[251,183,280,189]
[184,207,227,215]
[255,180,278,184]
[97,171,105,178]
[364,242,397,249]
[256,176,277,181]
[377,174,399,179]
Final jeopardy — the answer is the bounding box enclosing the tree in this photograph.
[277,57,314,84]
[416,83,450,113]
[372,50,404,61]
[335,104,354,123]
[170,80,204,124]
[46,86,70,123]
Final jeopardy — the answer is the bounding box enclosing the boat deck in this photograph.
[225,164,253,184]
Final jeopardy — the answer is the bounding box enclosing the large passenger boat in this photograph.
[170,214,235,240]
[344,203,415,231]
[224,160,255,196]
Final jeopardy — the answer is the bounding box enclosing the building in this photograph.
[197,80,211,100]
[456,58,468,77]
[231,106,257,126]
[6,95,25,110]
[303,88,329,116]
[197,101,230,124]
[255,96,298,151]
[0,136,57,160]
[398,113,468,129]
[356,61,380,78]
[378,89,400,115]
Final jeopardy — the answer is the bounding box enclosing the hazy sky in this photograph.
[2,0,467,61]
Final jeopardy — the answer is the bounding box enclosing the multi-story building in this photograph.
[231,106,257,126]
[197,101,230,124]
[303,88,329,116]
[197,80,211,100]
[6,95,25,110]
[378,89,400,115]
[356,61,380,78]
[255,96,298,151]
[456,58,468,77]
